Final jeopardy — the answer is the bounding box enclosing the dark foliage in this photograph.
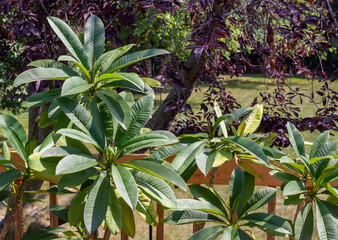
[1,0,337,147]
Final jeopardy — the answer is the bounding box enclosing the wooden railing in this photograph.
[1,152,335,240]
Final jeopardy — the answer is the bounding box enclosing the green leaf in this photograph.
[47,17,89,69]
[310,131,330,159]
[221,226,239,240]
[105,186,123,234]
[295,202,313,240]
[84,172,110,233]
[212,149,232,168]
[314,141,338,158]
[58,55,90,79]
[133,170,176,208]
[136,191,158,226]
[21,228,71,240]
[146,144,185,162]
[187,226,226,240]
[237,104,263,136]
[22,88,59,108]
[0,114,27,160]
[41,146,88,159]
[120,134,177,155]
[38,133,54,153]
[68,186,90,226]
[0,170,21,191]
[98,72,144,92]
[61,77,92,96]
[229,167,244,209]
[287,122,306,158]
[269,170,300,182]
[195,148,213,176]
[237,171,255,217]
[58,167,97,191]
[50,205,69,222]
[95,44,134,73]
[27,152,62,183]
[142,77,161,87]
[223,107,253,129]
[284,194,305,205]
[165,210,225,225]
[55,154,98,175]
[56,97,104,148]
[283,180,307,196]
[2,141,11,161]
[111,165,138,210]
[122,159,186,191]
[38,108,55,128]
[120,197,135,238]
[316,200,338,240]
[225,136,268,165]
[98,89,131,130]
[174,199,225,216]
[242,187,276,213]
[13,68,70,86]
[189,185,228,217]
[326,184,338,200]
[93,98,115,140]
[28,59,78,76]
[84,15,105,70]
[0,190,12,202]
[105,49,169,73]
[56,128,99,146]
[171,141,206,174]
[243,213,293,237]
[115,95,153,146]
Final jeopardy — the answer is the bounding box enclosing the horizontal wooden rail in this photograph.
[1,152,337,240]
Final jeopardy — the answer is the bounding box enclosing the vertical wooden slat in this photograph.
[267,186,277,240]
[14,179,23,240]
[49,182,58,228]
[121,230,129,240]
[156,204,164,240]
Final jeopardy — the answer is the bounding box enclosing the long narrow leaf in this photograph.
[225,136,268,165]
[295,202,313,240]
[105,49,169,73]
[84,172,110,233]
[111,165,138,210]
[47,17,89,69]
[13,68,70,86]
[84,15,105,70]
[0,114,27,160]
[28,59,78,76]
[122,159,186,191]
[55,154,98,175]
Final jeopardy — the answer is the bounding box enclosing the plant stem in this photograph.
[209,167,219,188]
[77,225,88,240]
[1,201,12,211]
[0,172,30,240]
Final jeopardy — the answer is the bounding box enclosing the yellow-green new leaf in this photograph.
[237,104,263,136]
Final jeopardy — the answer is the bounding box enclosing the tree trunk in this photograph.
[146,0,223,130]
[146,52,207,130]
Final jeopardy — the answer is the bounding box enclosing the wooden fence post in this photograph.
[267,186,277,240]
[156,204,164,240]
[49,182,58,228]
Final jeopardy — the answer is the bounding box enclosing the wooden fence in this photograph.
[0,152,332,240]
